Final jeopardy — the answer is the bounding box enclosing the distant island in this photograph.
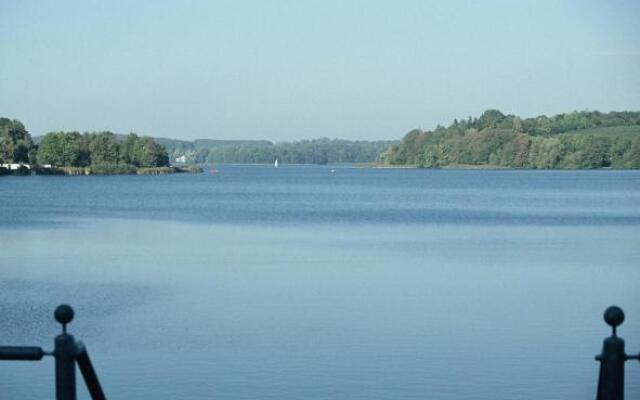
[381,110,640,169]
[2,109,640,175]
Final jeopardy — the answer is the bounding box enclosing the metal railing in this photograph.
[0,304,105,400]
[1,304,638,399]
[596,306,639,400]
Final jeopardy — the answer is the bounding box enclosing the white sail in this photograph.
[274,158,279,168]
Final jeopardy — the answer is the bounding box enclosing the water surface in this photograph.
[1,167,639,399]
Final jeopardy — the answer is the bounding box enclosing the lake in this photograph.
[1,166,639,399]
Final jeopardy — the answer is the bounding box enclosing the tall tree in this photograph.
[0,118,33,163]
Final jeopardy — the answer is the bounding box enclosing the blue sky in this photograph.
[1,0,639,140]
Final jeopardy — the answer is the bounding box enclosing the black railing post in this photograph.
[54,305,77,400]
[595,306,639,400]
[0,304,106,399]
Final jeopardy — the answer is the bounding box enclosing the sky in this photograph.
[1,0,639,141]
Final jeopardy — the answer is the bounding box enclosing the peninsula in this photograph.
[0,118,201,175]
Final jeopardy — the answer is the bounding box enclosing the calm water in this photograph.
[1,166,639,399]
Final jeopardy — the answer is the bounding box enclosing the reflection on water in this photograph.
[0,167,639,399]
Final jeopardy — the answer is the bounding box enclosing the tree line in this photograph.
[161,137,397,165]
[0,118,35,164]
[381,110,640,168]
[38,131,169,172]
[1,118,169,172]
[4,110,640,170]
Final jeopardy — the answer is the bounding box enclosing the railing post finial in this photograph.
[54,305,74,335]
[604,306,624,338]
[596,305,627,400]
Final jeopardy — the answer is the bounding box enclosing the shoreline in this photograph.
[371,163,636,170]
[3,163,638,175]
[0,165,203,176]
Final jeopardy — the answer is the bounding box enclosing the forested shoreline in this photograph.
[1,117,394,172]
[381,110,640,169]
[37,131,170,173]
[3,109,640,175]
[1,117,172,174]
[158,137,396,165]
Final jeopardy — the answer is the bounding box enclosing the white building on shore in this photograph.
[0,163,31,170]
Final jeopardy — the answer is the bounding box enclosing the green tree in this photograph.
[89,132,120,166]
[38,132,86,166]
[624,137,640,168]
[38,132,66,166]
[0,118,33,163]
[477,109,506,129]
[136,136,169,167]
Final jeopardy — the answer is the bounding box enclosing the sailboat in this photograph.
[274,158,279,168]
